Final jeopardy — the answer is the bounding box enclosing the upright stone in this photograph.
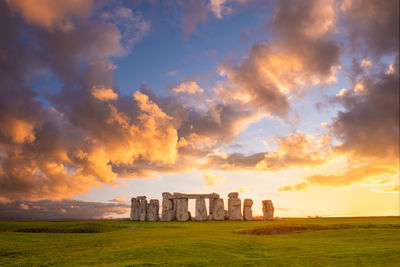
[209,198,217,220]
[175,198,189,221]
[212,198,225,220]
[161,198,175,221]
[243,199,253,221]
[139,197,147,221]
[228,192,242,220]
[228,192,239,198]
[195,198,207,221]
[262,200,274,220]
[147,199,159,221]
[130,197,140,221]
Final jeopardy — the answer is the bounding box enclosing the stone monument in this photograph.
[262,200,274,220]
[228,192,242,220]
[243,198,253,221]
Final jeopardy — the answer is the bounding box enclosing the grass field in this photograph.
[0,217,399,266]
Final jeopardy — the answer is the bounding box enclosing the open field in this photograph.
[0,217,399,266]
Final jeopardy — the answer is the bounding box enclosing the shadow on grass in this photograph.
[14,223,120,233]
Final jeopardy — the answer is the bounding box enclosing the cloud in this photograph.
[109,196,127,203]
[332,59,399,159]
[270,0,340,80]
[210,0,232,19]
[181,0,208,39]
[0,199,129,220]
[203,172,226,186]
[280,60,399,191]
[360,59,372,68]
[236,187,247,193]
[342,0,399,57]
[205,131,332,171]
[91,86,118,101]
[285,160,398,191]
[5,0,93,31]
[278,182,309,192]
[217,0,340,117]
[0,1,175,201]
[172,81,204,94]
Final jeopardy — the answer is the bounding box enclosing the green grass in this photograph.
[0,217,399,266]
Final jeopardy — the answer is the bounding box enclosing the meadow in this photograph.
[0,217,399,266]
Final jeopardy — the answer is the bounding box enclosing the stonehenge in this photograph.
[130,198,139,221]
[130,192,275,221]
[147,199,159,221]
[262,200,274,220]
[212,198,225,220]
[243,198,253,221]
[228,192,242,220]
[175,198,189,221]
[138,197,147,221]
[195,198,207,221]
[161,198,175,221]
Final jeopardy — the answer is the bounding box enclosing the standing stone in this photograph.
[209,198,217,220]
[130,197,140,221]
[139,197,147,221]
[243,199,253,221]
[195,198,207,221]
[228,197,242,220]
[262,200,274,220]
[147,199,159,221]
[161,198,175,221]
[175,198,189,221]
[212,198,224,220]
[228,192,239,198]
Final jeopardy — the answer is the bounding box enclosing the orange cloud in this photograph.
[203,172,226,186]
[172,81,204,94]
[91,86,118,101]
[256,131,332,171]
[0,116,35,144]
[6,0,93,31]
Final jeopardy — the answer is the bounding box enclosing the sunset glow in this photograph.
[0,0,398,220]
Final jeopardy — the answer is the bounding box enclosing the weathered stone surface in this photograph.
[212,198,224,220]
[262,200,274,220]
[209,198,217,219]
[175,198,189,221]
[130,198,140,221]
[139,199,147,221]
[243,198,253,221]
[228,192,239,199]
[167,192,219,199]
[137,196,146,200]
[195,198,207,221]
[224,210,229,220]
[161,198,175,221]
[147,199,159,221]
[228,198,242,220]
[162,192,173,198]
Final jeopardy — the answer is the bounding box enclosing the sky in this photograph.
[0,0,398,220]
